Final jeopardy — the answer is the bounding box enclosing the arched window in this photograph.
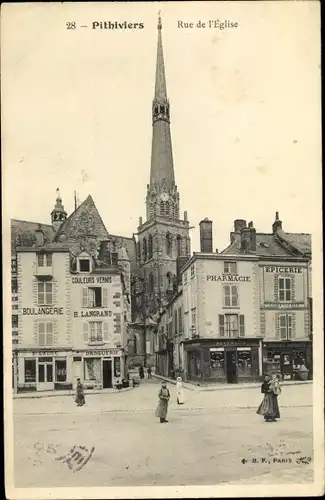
[165,201,170,216]
[148,234,153,259]
[160,105,164,114]
[176,235,182,257]
[160,201,165,216]
[137,241,141,262]
[148,273,154,295]
[154,106,158,115]
[166,272,172,289]
[143,238,147,262]
[166,233,172,256]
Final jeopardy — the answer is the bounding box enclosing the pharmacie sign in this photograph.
[207,275,251,282]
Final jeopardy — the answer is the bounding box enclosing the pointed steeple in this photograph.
[154,12,167,102]
[147,13,179,220]
[51,188,67,231]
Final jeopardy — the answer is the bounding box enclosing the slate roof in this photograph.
[222,231,311,259]
[11,219,55,255]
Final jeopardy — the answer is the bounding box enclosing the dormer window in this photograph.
[37,253,52,267]
[78,258,91,273]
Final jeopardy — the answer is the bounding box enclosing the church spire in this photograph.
[51,188,67,232]
[147,13,178,220]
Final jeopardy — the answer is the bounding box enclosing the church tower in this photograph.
[51,188,67,233]
[137,14,191,313]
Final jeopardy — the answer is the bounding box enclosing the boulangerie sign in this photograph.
[2,1,323,499]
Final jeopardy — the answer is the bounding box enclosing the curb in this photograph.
[13,386,135,400]
[153,374,312,392]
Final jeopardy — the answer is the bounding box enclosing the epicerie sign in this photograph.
[265,266,303,273]
[207,275,251,282]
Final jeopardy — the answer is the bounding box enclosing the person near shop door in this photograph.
[155,381,170,423]
[139,365,145,381]
[256,374,281,422]
[75,378,85,407]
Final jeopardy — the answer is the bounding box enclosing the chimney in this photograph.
[111,252,118,267]
[199,218,213,253]
[184,211,188,221]
[234,219,247,233]
[35,226,44,246]
[248,221,256,251]
[272,211,282,233]
[139,216,143,226]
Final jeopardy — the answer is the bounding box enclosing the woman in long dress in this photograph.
[75,378,85,407]
[155,382,170,423]
[256,374,281,422]
[176,377,185,405]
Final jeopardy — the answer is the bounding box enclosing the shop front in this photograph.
[262,341,312,381]
[17,349,73,392]
[184,338,262,384]
[73,348,126,390]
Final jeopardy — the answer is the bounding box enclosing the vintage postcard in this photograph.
[2,1,323,498]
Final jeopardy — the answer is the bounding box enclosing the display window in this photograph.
[210,350,225,378]
[84,358,101,381]
[24,359,36,383]
[237,350,252,377]
[55,359,67,382]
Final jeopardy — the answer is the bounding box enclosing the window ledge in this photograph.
[222,306,240,310]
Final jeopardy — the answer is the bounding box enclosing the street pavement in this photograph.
[12,380,314,488]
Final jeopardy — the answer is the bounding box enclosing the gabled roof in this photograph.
[276,229,311,257]
[55,194,109,242]
[11,219,55,255]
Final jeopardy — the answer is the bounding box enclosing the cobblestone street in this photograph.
[12,381,314,488]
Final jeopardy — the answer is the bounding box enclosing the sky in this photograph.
[2,1,321,253]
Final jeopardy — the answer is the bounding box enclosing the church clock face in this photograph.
[160,193,169,202]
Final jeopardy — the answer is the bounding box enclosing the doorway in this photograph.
[226,350,237,384]
[102,359,112,388]
[38,357,54,390]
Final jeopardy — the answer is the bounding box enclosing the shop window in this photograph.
[210,350,225,378]
[224,261,237,274]
[55,360,67,382]
[223,285,239,307]
[114,357,121,377]
[266,351,281,374]
[24,359,36,383]
[82,287,108,308]
[38,322,53,346]
[38,282,53,305]
[84,358,101,381]
[237,350,252,376]
[37,253,52,267]
[79,259,90,272]
[279,314,292,340]
[89,322,103,342]
[279,278,292,302]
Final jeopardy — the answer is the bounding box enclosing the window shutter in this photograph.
[82,288,88,307]
[46,322,53,345]
[102,288,109,308]
[232,286,238,306]
[83,323,89,342]
[280,315,287,340]
[224,286,230,307]
[38,322,45,345]
[239,315,245,336]
[219,315,225,336]
[103,322,109,342]
[287,315,292,340]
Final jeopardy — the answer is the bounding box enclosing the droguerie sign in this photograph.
[207,275,251,282]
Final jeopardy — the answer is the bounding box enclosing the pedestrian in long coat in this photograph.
[75,378,85,407]
[256,374,281,422]
[155,382,170,423]
[139,365,145,380]
[176,377,185,405]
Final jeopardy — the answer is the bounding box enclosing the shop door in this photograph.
[38,358,54,391]
[103,360,112,388]
[226,350,237,384]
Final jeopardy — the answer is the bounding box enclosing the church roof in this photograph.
[55,194,109,242]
